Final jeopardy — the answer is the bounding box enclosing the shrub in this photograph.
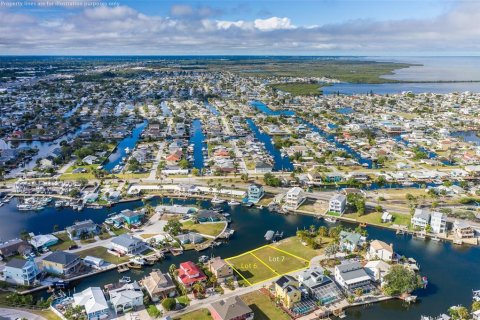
[161,297,177,311]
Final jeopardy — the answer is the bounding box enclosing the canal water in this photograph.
[160,101,172,117]
[250,100,295,116]
[6,123,90,178]
[245,118,294,171]
[451,130,480,146]
[103,121,148,172]
[189,119,206,169]
[205,101,220,116]
[13,196,478,319]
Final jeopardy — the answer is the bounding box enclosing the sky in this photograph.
[0,0,479,55]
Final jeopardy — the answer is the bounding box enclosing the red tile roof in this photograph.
[177,261,207,286]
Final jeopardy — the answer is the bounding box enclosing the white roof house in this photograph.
[29,234,58,249]
[73,287,109,319]
[109,282,144,314]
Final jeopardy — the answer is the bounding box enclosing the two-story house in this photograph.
[3,257,39,286]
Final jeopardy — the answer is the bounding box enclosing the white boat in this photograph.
[227,200,240,206]
[211,196,226,204]
[257,205,264,209]
[473,290,480,302]
[119,276,131,283]
[198,255,209,263]
[125,147,131,154]
[130,257,145,265]
[17,204,35,211]
[324,216,337,223]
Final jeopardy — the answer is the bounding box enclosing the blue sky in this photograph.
[0,0,478,55]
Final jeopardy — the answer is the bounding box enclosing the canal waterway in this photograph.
[160,101,172,117]
[103,121,148,172]
[451,130,480,146]
[245,118,294,171]
[205,101,220,116]
[10,196,478,319]
[6,123,90,178]
[189,119,206,169]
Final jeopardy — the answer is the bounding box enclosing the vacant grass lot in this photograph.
[182,221,226,237]
[76,246,130,264]
[346,211,411,227]
[174,309,212,320]
[241,291,291,320]
[250,245,308,275]
[49,232,76,251]
[226,252,277,285]
[271,236,330,260]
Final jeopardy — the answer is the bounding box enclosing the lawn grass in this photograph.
[250,245,309,275]
[182,221,226,237]
[241,291,291,320]
[110,228,128,236]
[271,236,327,260]
[76,246,130,264]
[350,211,411,227]
[174,309,212,320]
[226,252,278,285]
[49,232,76,251]
[30,309,62,320]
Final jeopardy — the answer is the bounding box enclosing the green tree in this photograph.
[164,219,182,236]
[383,265,421,296]
[161,298,176,311]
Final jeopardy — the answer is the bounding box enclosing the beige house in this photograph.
[141,270,176,302]
[367,240,394,262]
[207,257,233,282]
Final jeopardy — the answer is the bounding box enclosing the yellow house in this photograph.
[274,275,301,309]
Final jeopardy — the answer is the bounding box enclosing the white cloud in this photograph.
[254,17,295,31]
[1,2,480,54]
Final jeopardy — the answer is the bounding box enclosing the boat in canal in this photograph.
[227,199,241,206]
[119,276,131,284]
[211,196,226,204]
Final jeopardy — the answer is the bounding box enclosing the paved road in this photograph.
[147,142,165,180]
[0,308,46,320]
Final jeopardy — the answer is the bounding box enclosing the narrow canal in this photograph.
[205,101,220,116]
[103,121,148,172]
[245,118,294,171]
[11,196,478,319]
[189,119,206,169]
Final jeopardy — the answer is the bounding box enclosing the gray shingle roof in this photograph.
[210,296,252,320]
[43,251,79,265]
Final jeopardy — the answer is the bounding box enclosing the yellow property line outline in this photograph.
[250,252,280,275]
[265,245,311,263]
[225,244,311,286]
[224,259,253,286]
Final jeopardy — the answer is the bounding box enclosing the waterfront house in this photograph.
[110,234,145,255]
[246,184,264,204]
[430,211,447,234]
[254,161,273,173]
[334,261,372,291]
[329,194,346,215]
[0,239,31,258]
[3,257,39,286]
[66,219,98,240]
[453,220,475,239]
[141,270,176,302]
[364,260,391,283]
[83,256,105,269]
[274,275,301,309]
[41,251,82,276]
[177,261,207,288]
[73,287,110,320]
[195,210,223,223]
[339,231,366,253]
[209,296,254,320]
[381,211,393,223]
[176,233,204,245]
[108,281,144,315]
[119,209,145,225]
[297,266,343,306]
[166,149,183,165]
[207,257,233,282]
[29,234,58,250]
[82,155,98,165]
[283,187,306,211]
[367,240,394,262]
[411,209,431,230]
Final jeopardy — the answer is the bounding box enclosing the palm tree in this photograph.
[168,264,177,275]
[192,282,205,296]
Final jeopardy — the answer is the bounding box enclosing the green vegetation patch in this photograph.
[174,309,212,320]
[241,291,291,320]
[269,82,322,96]
[250,245,309,275]
[226,252,277,285]
[182,221,226,237]
[76,246,130,264]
